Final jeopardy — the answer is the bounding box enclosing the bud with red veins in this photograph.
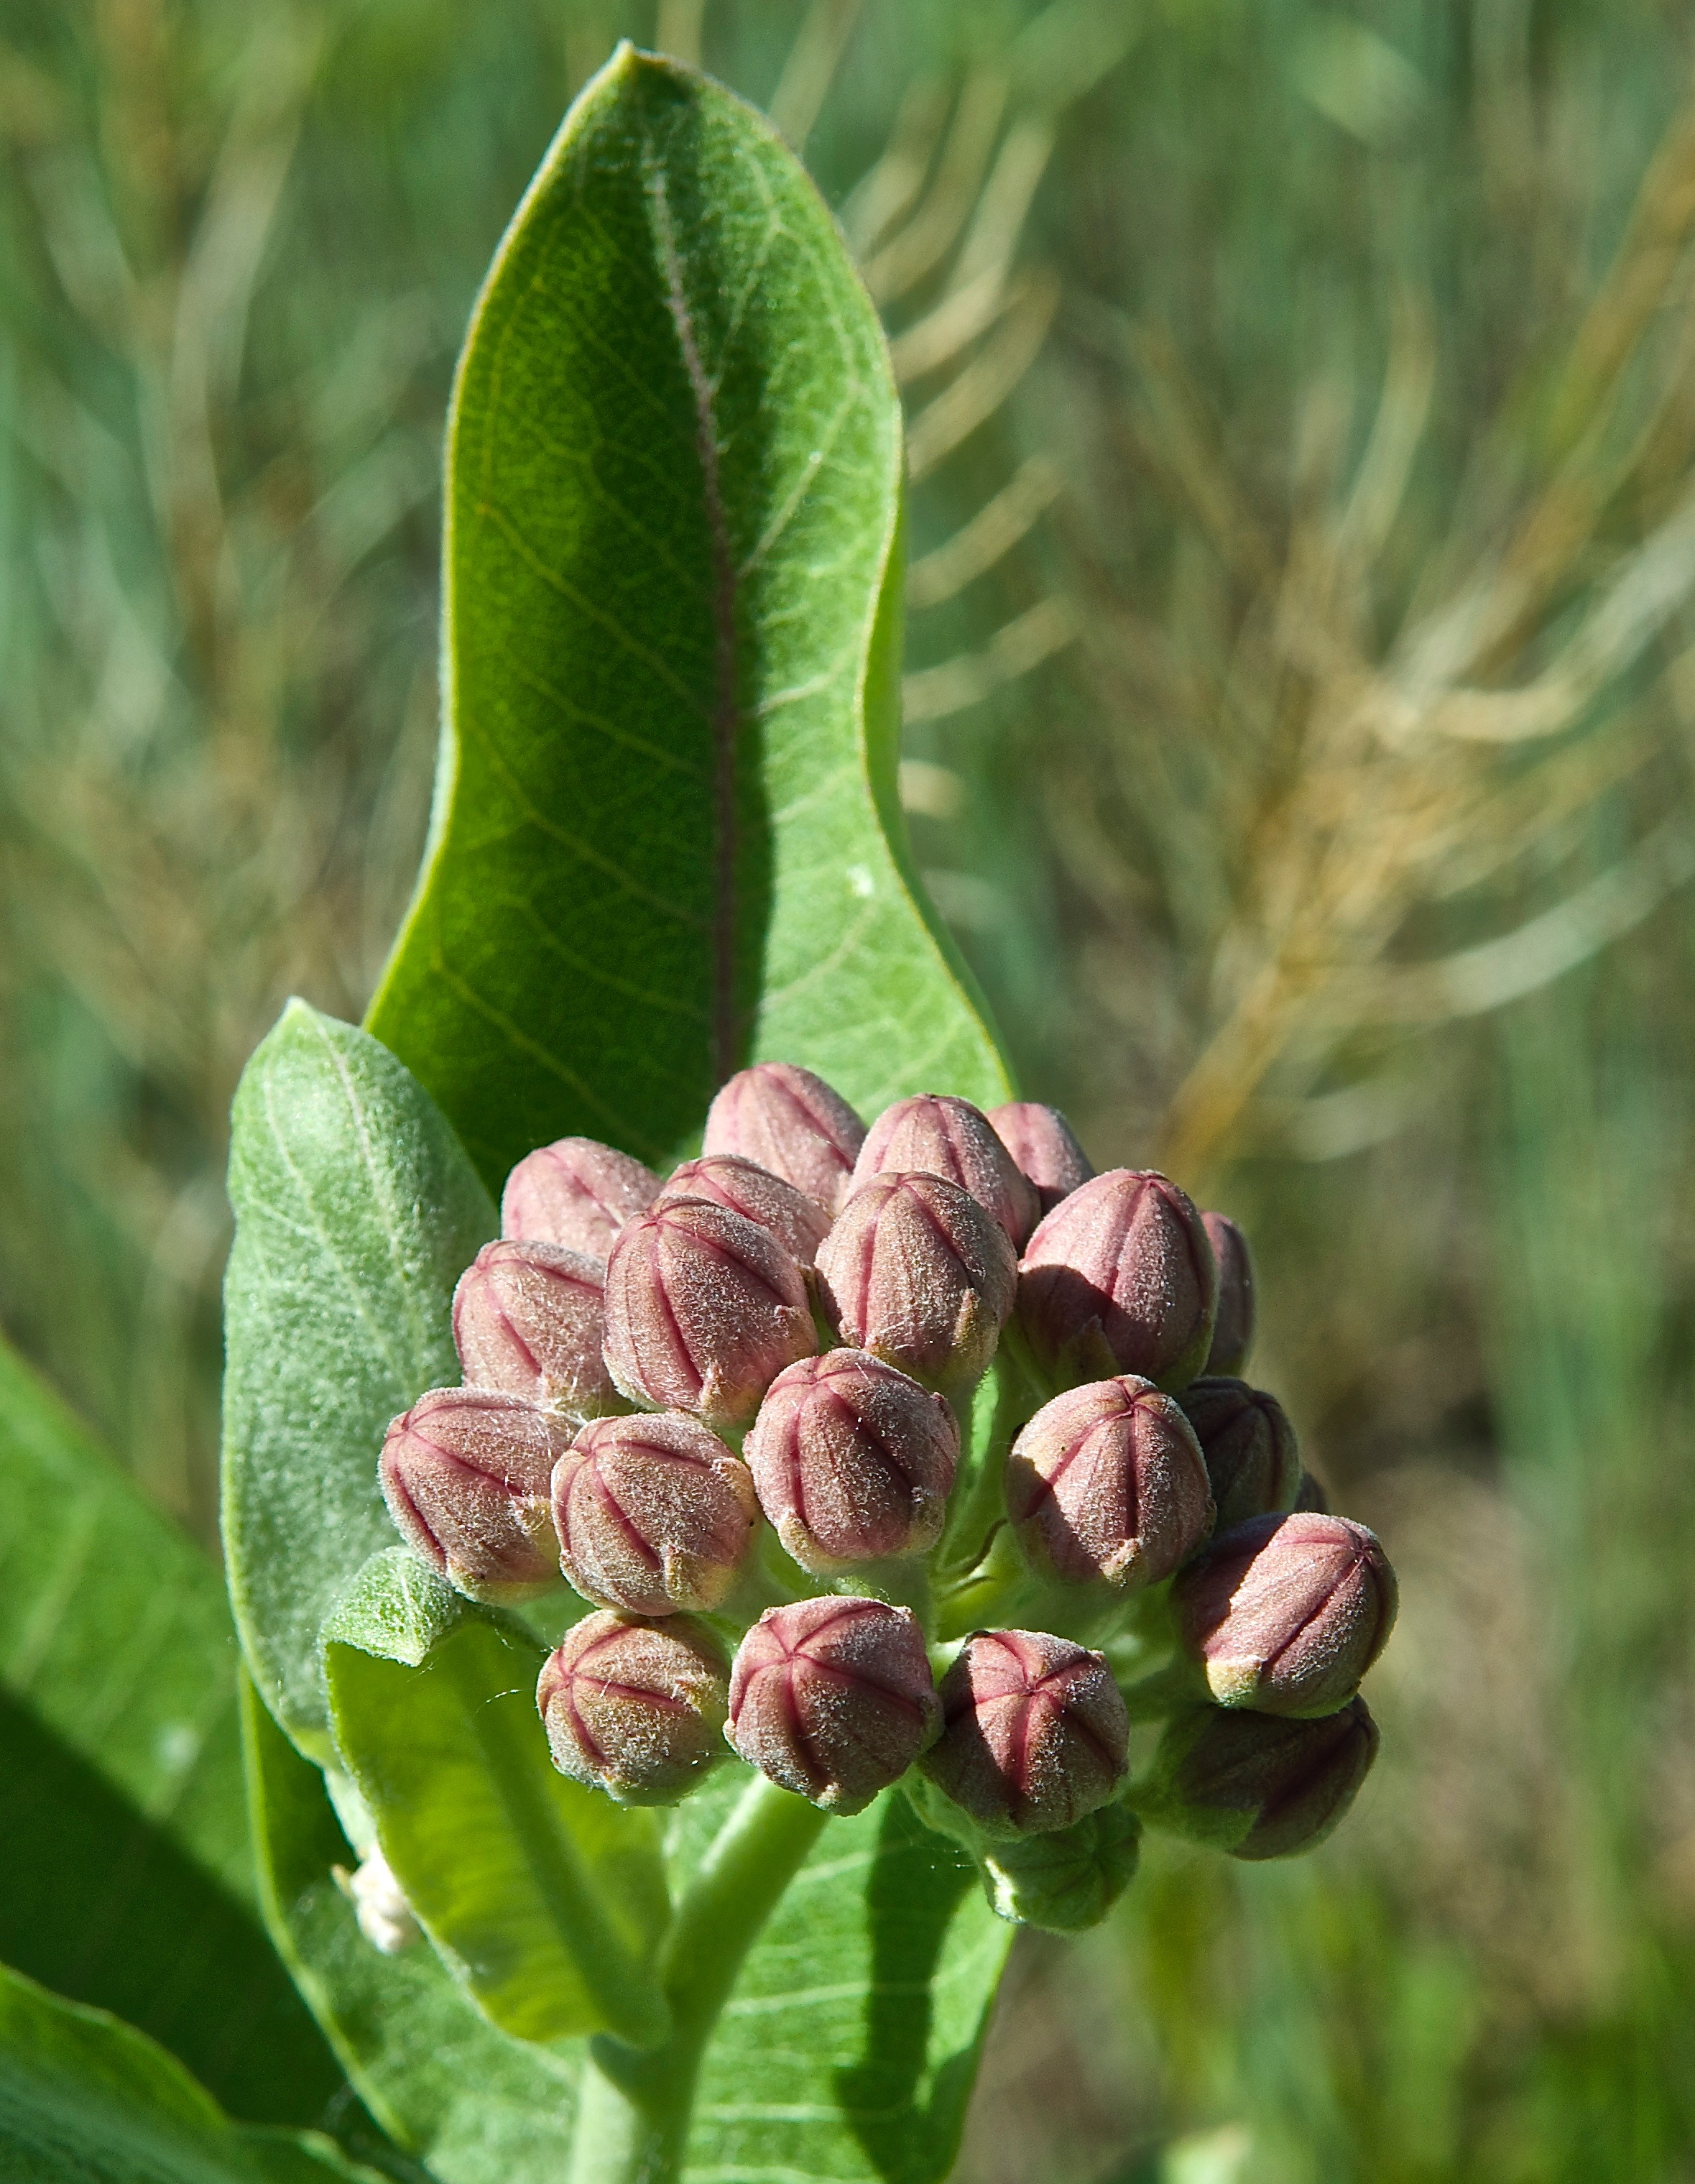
[1007,1376,1214,1590]
[451,1240,621,1417]
[815,1171,1016,1396]
[537,1611,730,1805]
[379,1386,569,1603]
[744,1350,959,1573]
[655,1154,831,1273]
[1137,1696,1378,1859]
[703,1063,867,1212]
[1017,1168,1218,1391]
[602,1199,816,1432]
[920,1629,1130,1837]
[1173,1511,1398,1718]
[854,1094,1040,1248]
[551,1411,757,1616]
[1200,1212,1256,1377]
[727,1595,941,1812]
[1178,1377,1301,1531]
[501,1138,662,1260]
[987,1101,1094,1215]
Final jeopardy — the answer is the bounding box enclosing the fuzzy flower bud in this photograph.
[537,1611,730,1805]
[703,1063,867,1212]
[1178,1377,1301,1531]
[1201,1211,1256,1376]
[727,1596,941,1813]
[501,1137,661,1260]
[1017,1169,1218,1390]
[744,1350,959,1573]
[815,1171,1016,1396]
[920,1629,1130,1837]
[987,1101,1094,1214]
[1173,1511,1398,1718]
[602,1199,816,1431]
[451,1240,620,1417]
[978,1803,1142,1931]
[551,1412,756,1616]
[379,1386,568,1603]
[854,1094,1040,1248]
[1136,1697,1378,1859]
[655,1153,831,1272]
[1006,1376,1214,1590]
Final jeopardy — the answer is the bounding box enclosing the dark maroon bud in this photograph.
[1173,1511,1398,1718]
[655,1153,831,1272]
[1136,1697,1378,1858]
[1017,1168,1218,1391]
[987,1101,1094,1214]
[1177,1377,1301,1531]
[1006,1376,1214,1590]
[814,1171,1016,1396]
[379,1386,569,1603]
[451,1240,621,1417]
[602,1199,816,1432]
[552,1411,757,1616]
[501,1137,662,1260]
[703,1063,867,1212]
[744,1350,959,1573]
[726,1595,941,1813]
[1201,1212,1256,1376]
[920,1629,1130,1837]
[1294,1468,1331,1513]
[854,1094,1040,1248]
[537,1611,730,1805]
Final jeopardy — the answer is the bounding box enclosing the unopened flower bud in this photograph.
[1017,1169,1218,1390]
[815,1172,1016,1395]
[744,1350,959,1572]
[1295,1468,1331,1513]
[655,1153,831,1271]
[1201,1211,1256,1376]
[379,1386,568,1603]
[920,1629,1130,1837]
[987,1101,1094,1214]
[1174,1511,1398,1718]
[451,1240,620,1417]
[854,1094,1040,1248]
[1178,1377,1301,1531]
[552,1412,756,1616]
[602,1199,816,1431]
[1136,1697,1378,1858]
[727,1596,941,1812]
[537,1611,729,1805]
[978,1802,1142,1931]
[1007,1377,1214,1590]
[501,1138,661,1260]
[703,1063,867,1212]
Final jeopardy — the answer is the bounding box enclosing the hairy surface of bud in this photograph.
[537,1611,730,1805]
[379,1386,568,1603]
[978,1802,1142,1931]
[920,1629,1130,1836]
[744,1350,959,1572]
[1137,1697,1378,1858]
[1200,1211,1256,1377]
[703,1063,867,1212]
[1174,1511,1398,1717]
[451,1240,619,1417]
[1178,1377,1301,1531]
[655,1153,831,1271]
[500,1137,661,1259]
[552,1411,756,1616]
[727,1595,941,1812]
[987,1101,1094,1215]
[854,1094,1040,1247]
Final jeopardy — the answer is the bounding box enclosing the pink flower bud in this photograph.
[987,1101,1094,1214]
[1173,1511,1398,1718]
[727,1596,941,1813]
[602,1199,816,1432]
[379,1386,569,1603]
[919,1629,1130,1837]
[814,1172,1016,1395]
[451,1240,620,1417]
[1006,1376,1214,1589]
[551,1412,757,1616]
[1177,1377,1301,1531]
[1017,1169,1218,1390]
[500,1138,661,1260]
[1138,1697,1378,1859]
[1200,1211,1256,1376]
[537,1611,729,1805]
[703,1063,867,1212]
[744,1350,959,1573]
[854,1094,1040,1248]
[655,1154,831,1272]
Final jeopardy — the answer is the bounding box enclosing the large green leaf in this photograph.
[366,44,1011,1190]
